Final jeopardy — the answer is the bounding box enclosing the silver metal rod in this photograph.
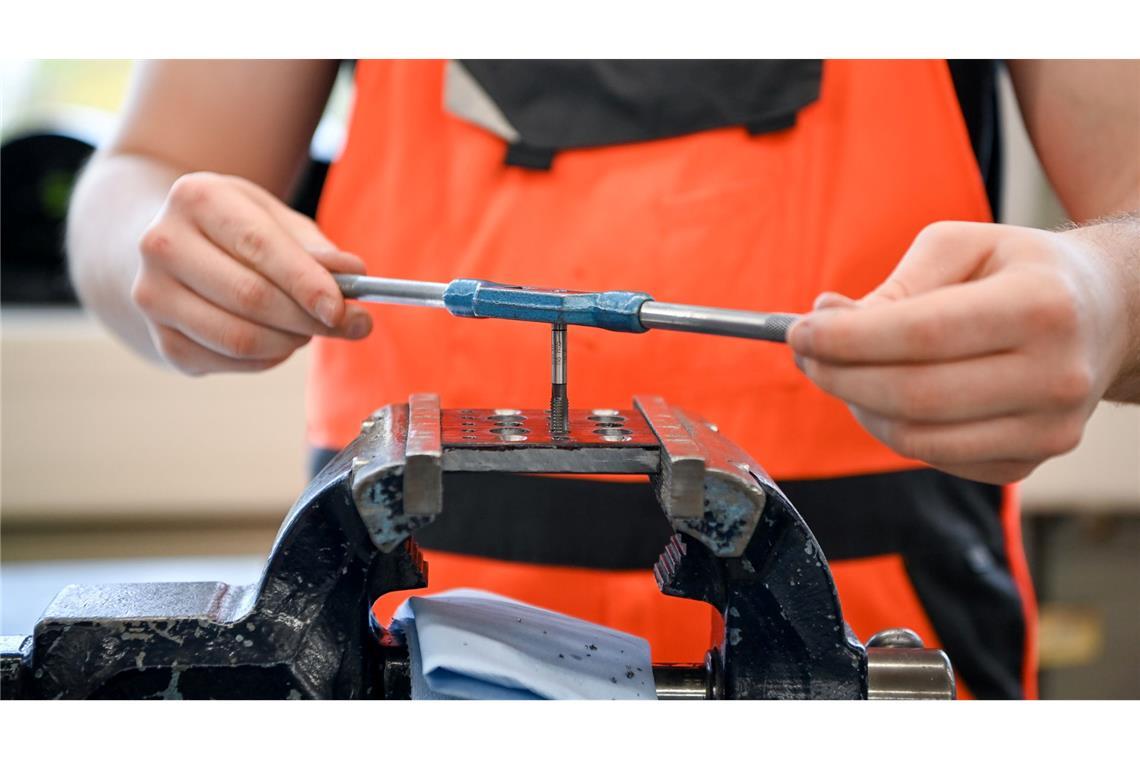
[653,650,722,699]
[638,301,798,343]
[333,274,448,309]
[652,663,710,699]
[866,648,957,700]
[865,628,956,700]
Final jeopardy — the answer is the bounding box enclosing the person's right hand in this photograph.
[131,172,373,375]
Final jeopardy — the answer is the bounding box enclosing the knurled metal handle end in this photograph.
[764,313,798,342]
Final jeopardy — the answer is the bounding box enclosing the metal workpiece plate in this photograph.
[441,408,657,447]
[440,407,660,474]
[443,445,660,474]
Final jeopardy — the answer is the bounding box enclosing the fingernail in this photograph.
[814,291,856,310]
[347,315,371,340]
[793,353,806,372]
[315,295,339,328]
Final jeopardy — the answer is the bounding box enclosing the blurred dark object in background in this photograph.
[290,156,330,222]
[1,130,93,305]
[1,126,330,308]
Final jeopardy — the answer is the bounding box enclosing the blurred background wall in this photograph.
[1,60,1137,698]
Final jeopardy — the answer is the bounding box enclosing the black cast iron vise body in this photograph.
[0,394,954,700]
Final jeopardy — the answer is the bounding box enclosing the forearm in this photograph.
[1062,212,1140,402]
[66,151,183,361]
[1009,60,1140,401]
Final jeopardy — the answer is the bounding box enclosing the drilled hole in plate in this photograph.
[491,427,531,435]
[492,408,523,416]
[591,409,621,417]
[592,421,626,428]
[498,434,528,442]
[599,434,632,442]
[487,414,526,424]
[588,415,626,424]
[594,427,632,436]
[462,435,477,440]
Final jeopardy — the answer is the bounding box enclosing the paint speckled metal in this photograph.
[1,395,953,700]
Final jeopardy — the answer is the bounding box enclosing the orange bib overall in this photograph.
[312,60,1037,698]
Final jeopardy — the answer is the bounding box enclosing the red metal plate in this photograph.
[441,408,656,447]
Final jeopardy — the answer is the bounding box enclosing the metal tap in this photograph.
[550,324,569,435]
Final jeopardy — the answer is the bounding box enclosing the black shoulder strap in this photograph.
[947,59,1004,220]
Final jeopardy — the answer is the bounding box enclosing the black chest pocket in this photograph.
[446,60,823,169]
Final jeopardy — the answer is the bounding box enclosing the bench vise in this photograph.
[1,393,954,700]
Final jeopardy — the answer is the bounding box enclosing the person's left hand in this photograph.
[787,221,1131,484]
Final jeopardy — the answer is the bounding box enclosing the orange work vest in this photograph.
[312,60,1037,697]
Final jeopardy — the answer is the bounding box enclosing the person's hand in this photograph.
[131,172,372,375]
[788,221,1132,484]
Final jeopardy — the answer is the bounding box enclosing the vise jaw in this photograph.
[1,394,954,700]
[349,393,765,559]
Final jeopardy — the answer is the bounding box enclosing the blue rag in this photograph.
[389,589,656,700]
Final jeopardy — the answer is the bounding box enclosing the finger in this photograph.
[152,225,347,337]
[302,249,371,338]
[861,221,998,307]
[849,406,1084,466]
[789,272,1031,364]
[813,291,858,310]
[182,183,347,328]
[142,278,310,360]
[789,291,856,354]
[799,352,1048,423]
[238,180,365,272]
[232,176,338,247]
[216,204,371,336]
[324,302,373,341]
[150,325,284,375]
[291,242,370,335]
[229,179,370,328]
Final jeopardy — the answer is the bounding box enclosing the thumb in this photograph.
[861,221,998,307]
[789,290,859,358]
[310,249,368,275]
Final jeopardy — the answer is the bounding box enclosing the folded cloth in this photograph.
[389,589,656,700]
